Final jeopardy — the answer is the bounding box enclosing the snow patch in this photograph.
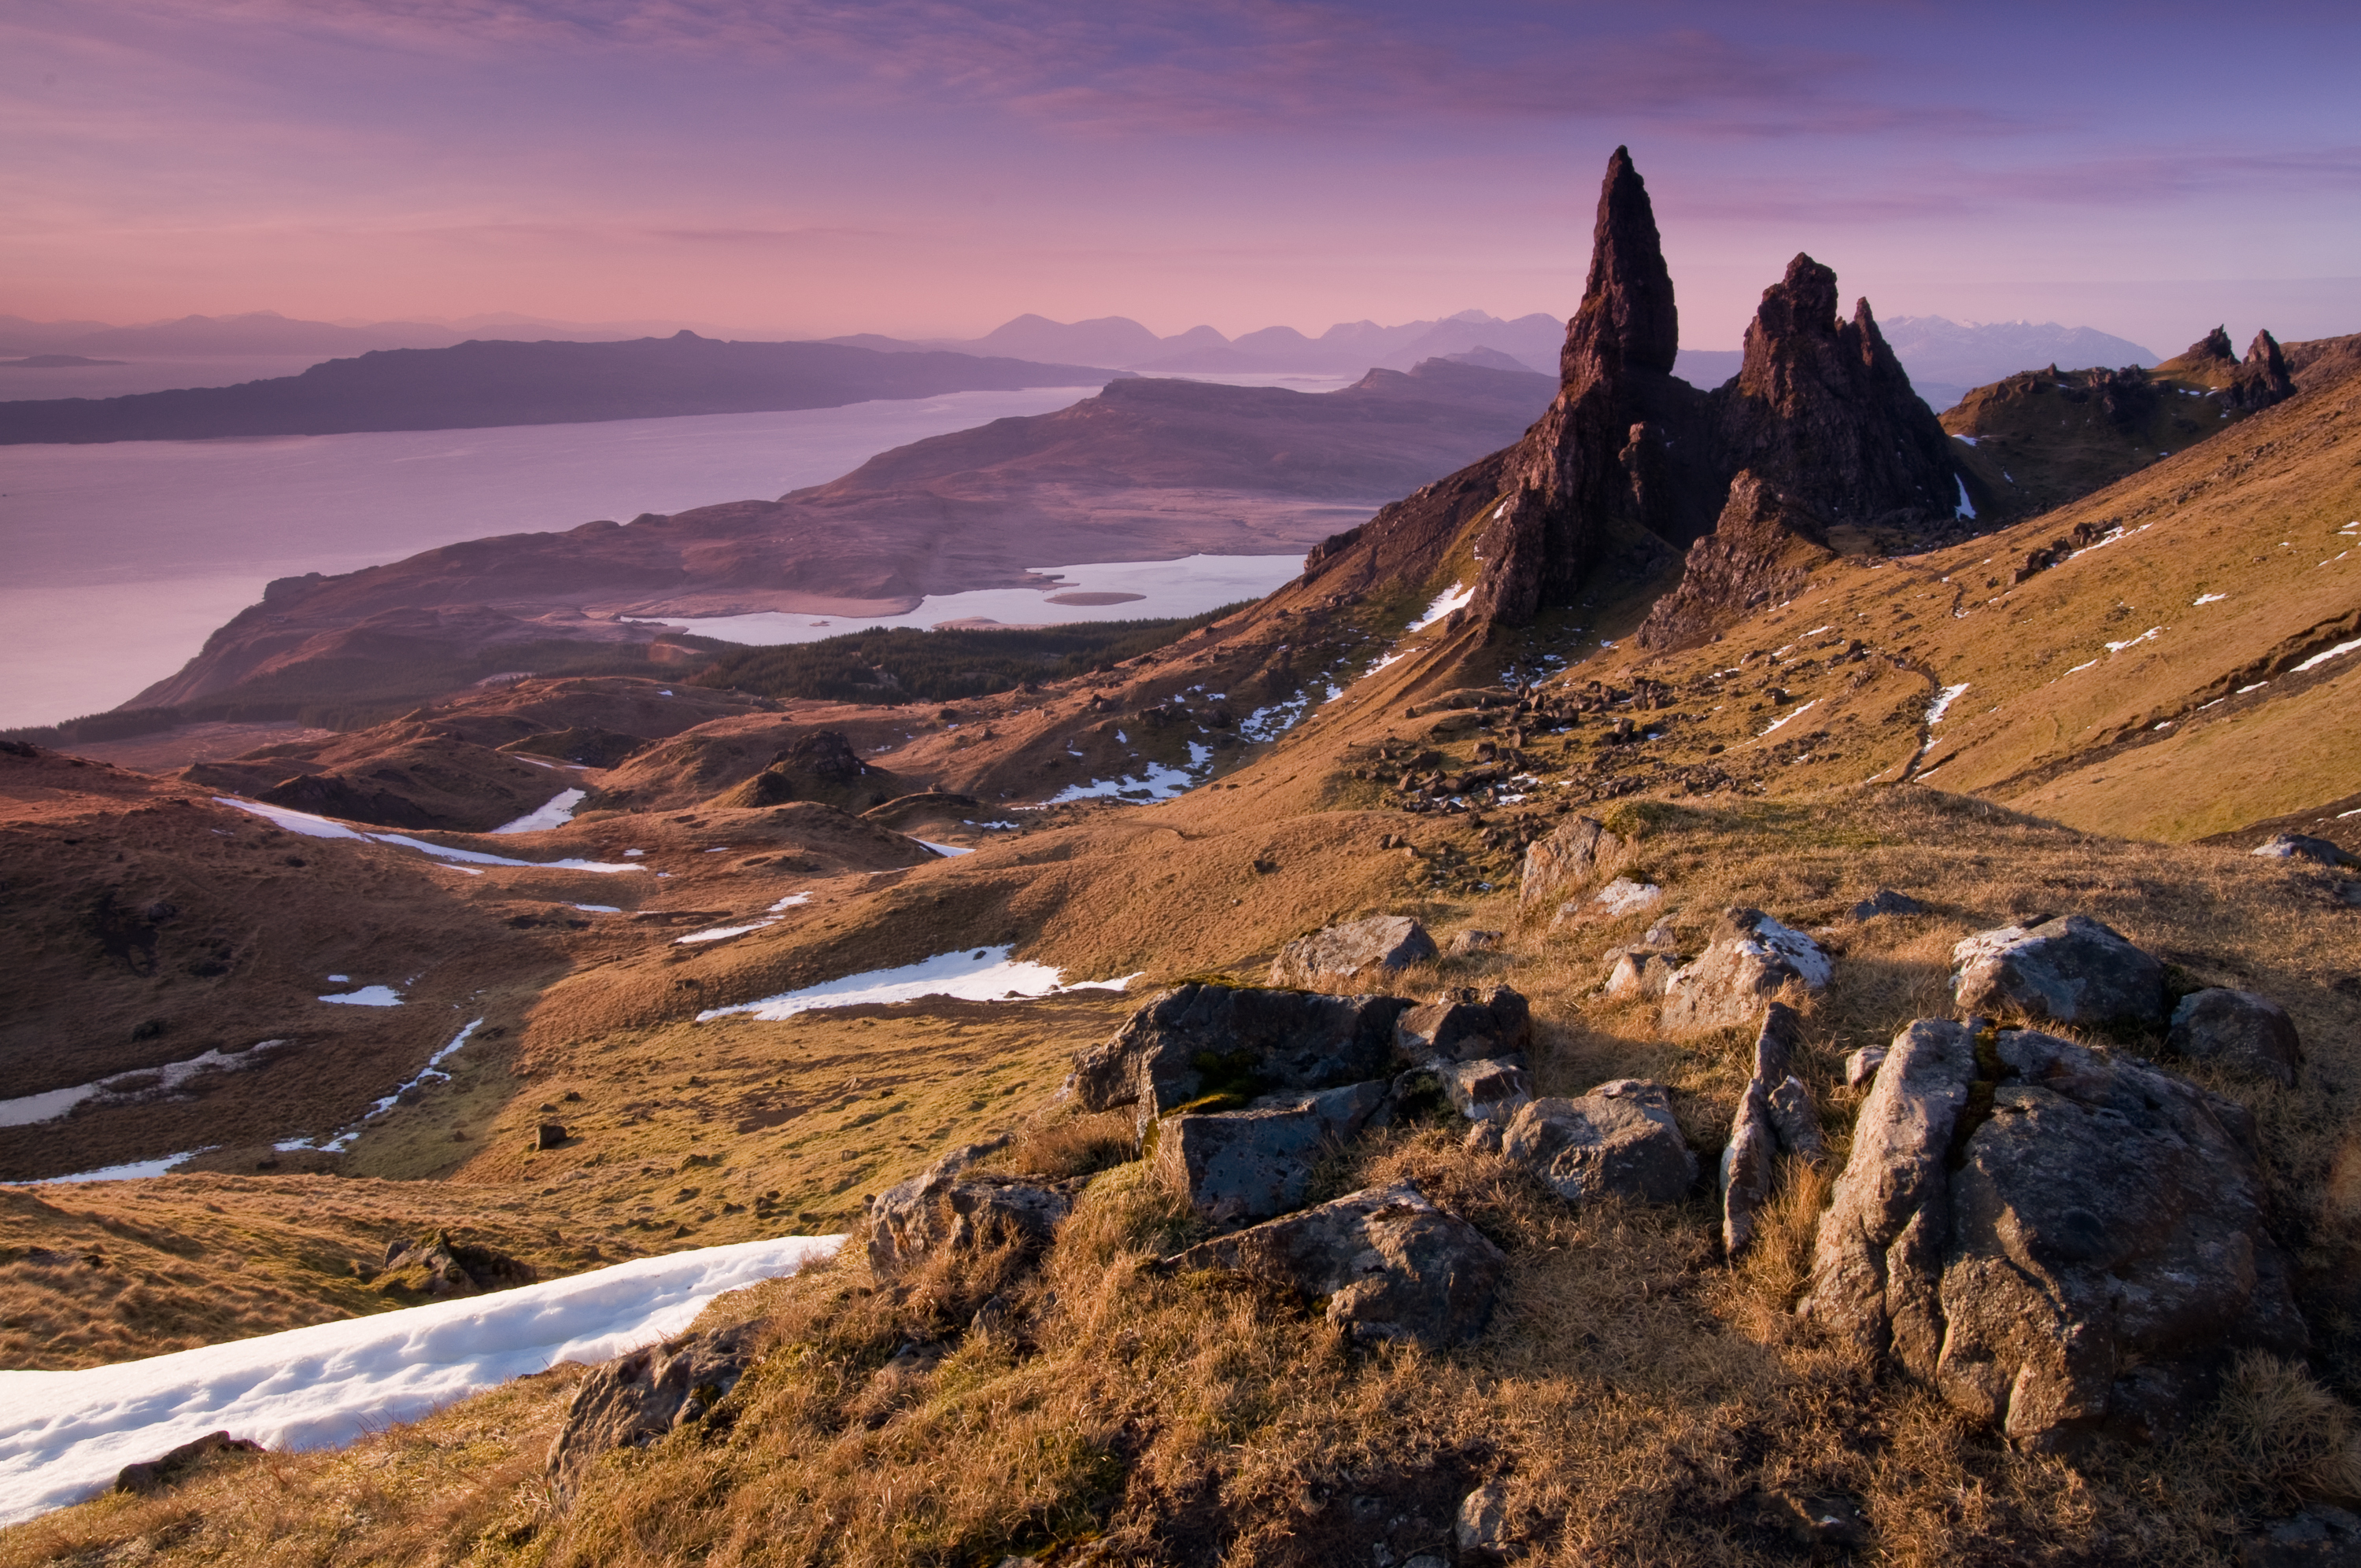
[1926,683,1970,725]
[317,986,402,1008]
[2292,637,2361,674]
[1758,700,1816,736]
[915,839,973,857]
[25,1153,205,1186]
[2104,627,2163,654]
[675,920,778,945]
[490,788,586,834]
[696,947,1136,1023]
[2194,592,2227,605]
[573,904,619,913]
[0,1235,843,1526]
[212,798,644,874]
[0,1044,291,1130]
[1407,581,1473,632]
[1954,476,1976,520]
[767,892,811,911]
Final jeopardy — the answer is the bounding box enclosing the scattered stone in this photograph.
[1803,1020,2306,1451]
[1849,887,1926,921]
[114,1431,263,1496]
[547,1323,758,1499]
[375,1230,536,1297]
[1501,1080,1694,1205]
[1659,907,1831,1037]
[1455,1480,1511,1556]
[1269,915,1437,988]
[1446,928,1502,957]
[1603,949,1677,1000]
[866,1142,1070,1278]
[1949,913,2165,1030]
[1746,1489,1871,1551]
[1553,876,1664,928]
[1843,1046,1886,1088]
[1069,983,1410,1131]
[1720,1004,1827,1256]
[2252,833,2355,866]
[1642,917,1678,946]
[2168,988,2303,1087]
[1436,1057,1533,1124]
[1393,985,1532,1063]
[1167,1182,1506,1347]
[1158,1082,1389,1225]
[1519,815,1623,909]
[533,1123,567,1151]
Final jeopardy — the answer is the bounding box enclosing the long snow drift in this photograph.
[696,944,1137,1023]
[214,797,643,873]
[0,1234,841,1526]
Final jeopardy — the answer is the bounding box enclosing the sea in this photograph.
[0,371,1357,730]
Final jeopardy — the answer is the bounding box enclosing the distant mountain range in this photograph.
[826,309,1574,377]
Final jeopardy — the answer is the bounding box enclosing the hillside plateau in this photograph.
[3,149,2358,1564]
[0,334,1124,445]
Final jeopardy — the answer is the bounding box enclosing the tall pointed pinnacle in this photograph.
[1565,146,1679,378]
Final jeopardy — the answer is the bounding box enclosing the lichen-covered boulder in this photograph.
[1501,1079,1694,1204]
[866,1144,1071,1278]
[1269,915,1436,987]
[1437,1057,1533,1124]
[1658,908,1831,1037]
[1167,1182,1505,1346]
[1949,913,2164,1030]
[547,1323,758,1499]
[1519,814,1623,909]
[1802,1020,2307,1451]
[1068,983,1411,1130]
[1157,1081,1388,1225]
[1394,985,1531,1064]
[2168,987,2303,1087]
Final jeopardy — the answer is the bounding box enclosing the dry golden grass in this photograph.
[15,784,2359,1565]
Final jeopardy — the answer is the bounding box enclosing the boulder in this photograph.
[534,1122,567,1151]
[1720,1004,1828,1256]
[1802,1020,2307,1451]
[1849,888,1927,921]
[1658,907,1831,1037]
[1603,949,1677,1000]
[866,1145,1071,1278]
[1437,1057,1533,1124]
[1447,928,1503,956]
[1843,1046,1886,1088]
[1949,913,2164,1030]
[2168,987,2302,1087]
[1553,876,1664,927]
[1068,983,1411,1131]
[2252,833,2355,867]
[1518,815,1622,909]
[1157,1082,1388,1226]
[1456,1480,1511,1555]
[547,1323,758,1499]
[1269,915,1437,987]
[1501,1080,1694,1205]
[374,1230,535,1297]
[1393,985,1532,1064]
[114,1431,263,1496]
[1166,1182,1505,1347]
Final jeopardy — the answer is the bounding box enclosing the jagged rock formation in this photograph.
[1635,472,1836,650]
[1321,146,1960,636]
[2227,328,2297,412]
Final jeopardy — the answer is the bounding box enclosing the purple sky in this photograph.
[6,1,2357,354]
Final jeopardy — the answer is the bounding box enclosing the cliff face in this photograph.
[1633,471,1836,651]
[1461,148,1957,632]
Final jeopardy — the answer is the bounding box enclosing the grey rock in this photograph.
[1456,1479,1511,1555]
[1767,1076,1827,1163]
[1437,1057,1532,1123]
[1603,949,1677,1000]
[1446,928,1502,956]
[2252,832,2355,867]
[1721,1004,1825,1256]
[2170,988,2303,1086]
[1553,875,1665,928]
[1393,985,1532,1064]
[1519,814,1623,909]
[1950,913,2165,1029]
[1158,1081,1388,1225]
[866,1146,1070,1278]
[1502,1079,1694,1204]
[1659,907,1831,1038]
[1843,1046,1887,1088]
[1849,887,1927,921]
[1069,983,1411,1130]
[2238,1505,2361,1567]
[1805,1020,2307,1451]
[1167,1181,1505,1347]
[1269,915,1437,987]
[547,1323,757,1499]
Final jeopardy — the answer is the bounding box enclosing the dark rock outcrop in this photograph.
[1269,915,1437,988]
[1068,983,1412,1130]
[1803,1021,2306,1452]
[2167,988,2302,1087]
[373,1230,536,1297]
[2253,832,2355,867]
[1949,914,2165,1031]
[1158,1081,1389,1225]
[114,1431,264,1496]
[1635,471,1836,650]
[2226,329,2297,413]
[1167,1182,1506,1346]
[547,1323,759,1499]
[1497,1079,1694,1204]
[1721,1003,1827,1256]
[866,1143,1071,1277]
[1393,985,1532,1064]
